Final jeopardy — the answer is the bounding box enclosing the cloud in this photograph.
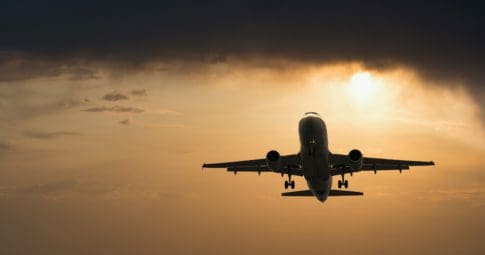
[422,185,485,208]
[158,191,185,200]
[118,118,183,128]
[3,180,120,198]
[15,180,78,196]
[131,89,147,96]
[82,106,144,113]
[0,54,100,82]
[24,131,81,139]
[154,124,185,128]
[0,97,88,122]
[119,119,130,125]
[102,91,129,101]
[150,109,181,116]
[0,141,13,151]
[66,66,101,81]
[1,180,184,201]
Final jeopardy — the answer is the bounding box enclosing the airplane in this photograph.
[202,112,435,202]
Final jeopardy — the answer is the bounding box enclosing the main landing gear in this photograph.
[284,180,295,189]
[284,174,295,189]
[338,179,348,189]
[338,168,349,189]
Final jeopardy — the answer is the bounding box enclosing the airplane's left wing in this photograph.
[203,154,303,175]
[330,153,434,176]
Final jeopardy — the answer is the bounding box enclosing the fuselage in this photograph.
[298,112,331,201]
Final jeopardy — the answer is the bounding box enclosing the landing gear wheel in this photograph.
[344,180,349,189]
[338,180,342,189]
[284,172,294,190]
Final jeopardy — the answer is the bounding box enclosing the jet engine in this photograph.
[348,149,363,171]
[266,150,282,171]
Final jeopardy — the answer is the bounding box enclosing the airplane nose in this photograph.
[316,194,327,202]
[313,190,328,202]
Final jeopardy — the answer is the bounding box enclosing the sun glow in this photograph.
[348,72,377,104]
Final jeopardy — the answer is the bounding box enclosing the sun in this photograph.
[347,72,376,104]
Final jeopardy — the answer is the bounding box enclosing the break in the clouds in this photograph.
[1,1,484,117]
[82,105,144,113]
[102,91,129,101]
[24,131,81,139]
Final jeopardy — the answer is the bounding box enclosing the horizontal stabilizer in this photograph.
[328,190,364,196]
[281,190,313,196]
[282,189,364,197]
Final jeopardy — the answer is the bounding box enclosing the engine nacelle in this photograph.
[348,149,363,171]
[266,150,282,171]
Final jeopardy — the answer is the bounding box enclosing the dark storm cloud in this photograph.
[24,131,81,139]
[102,91,129,101]
[1,1,483,72]
[1,1,485,113]
[82,106,144,113]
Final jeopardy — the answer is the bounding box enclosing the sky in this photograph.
[1,1,485,255]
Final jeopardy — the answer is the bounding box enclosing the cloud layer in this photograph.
[1,1,483,74]
[0,141,13,151]
[102,91,129,101]
[131,89,147,96]
[82,106,144,113]
[1,1,484,118]
[24,131,81,139]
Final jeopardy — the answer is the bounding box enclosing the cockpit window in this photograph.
[304,112,320,116]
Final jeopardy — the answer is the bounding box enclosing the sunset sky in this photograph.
[1,1,485,255]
